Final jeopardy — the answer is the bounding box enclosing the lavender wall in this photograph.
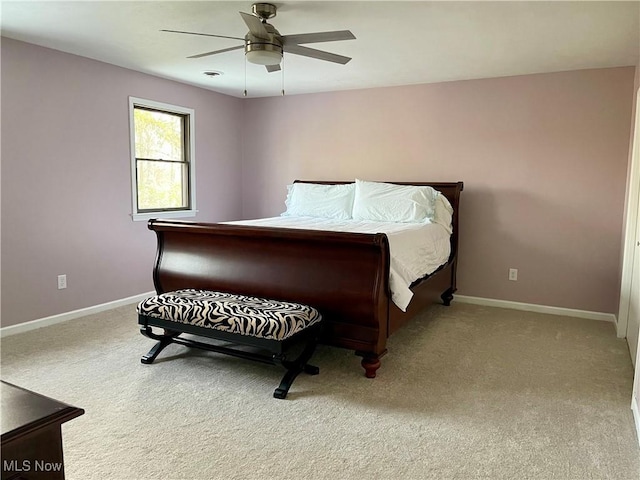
[1,37,635,327]
[1,39,243,327]
[241,68,636,314]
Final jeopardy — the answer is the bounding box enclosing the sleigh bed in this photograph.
[146,180,463,378]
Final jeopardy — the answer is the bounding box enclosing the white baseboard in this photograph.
[1,292,617,338]
[0,291,155,338]
[454,295,617,323]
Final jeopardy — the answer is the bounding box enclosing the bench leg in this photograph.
[141,338,173,364]
[273,335,320,399]
[139,325,180,364]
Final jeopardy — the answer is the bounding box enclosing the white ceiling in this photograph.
[1,1,639,98]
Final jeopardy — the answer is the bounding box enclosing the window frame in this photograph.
[128,97,197,221]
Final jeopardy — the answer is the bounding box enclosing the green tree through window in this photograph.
[129,98,196,220]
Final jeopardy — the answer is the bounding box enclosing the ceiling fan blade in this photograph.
[239,12,269,39]
[282,30,355,45]
[284,44,352,65]
[265,64,281,73]
[161,29,244,42]
[187,45,244,59]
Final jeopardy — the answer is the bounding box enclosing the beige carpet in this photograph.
[1,302,638,480]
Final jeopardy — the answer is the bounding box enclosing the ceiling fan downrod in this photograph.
[251,3,277,21]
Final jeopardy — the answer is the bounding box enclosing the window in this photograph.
[129,97,196,221]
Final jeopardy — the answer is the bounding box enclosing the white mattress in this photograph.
[226,216,451,312]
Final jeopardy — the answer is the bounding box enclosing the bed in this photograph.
[146,180,463,377]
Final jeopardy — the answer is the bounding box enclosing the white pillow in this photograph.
[282,183,355,220]
[352,179,437,223]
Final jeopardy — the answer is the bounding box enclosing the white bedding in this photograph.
[226,216,451,312]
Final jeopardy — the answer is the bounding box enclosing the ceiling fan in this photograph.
[162,2,355,73]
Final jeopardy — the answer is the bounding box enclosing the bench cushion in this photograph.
[137,289,322,341]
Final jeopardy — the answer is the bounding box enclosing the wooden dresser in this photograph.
[1,381,84,480]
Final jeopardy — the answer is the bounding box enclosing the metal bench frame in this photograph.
[138,311,321,399]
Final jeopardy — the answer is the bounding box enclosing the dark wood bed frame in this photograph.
[147,181,463,378]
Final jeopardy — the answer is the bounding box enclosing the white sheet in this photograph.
[225,217,451,312]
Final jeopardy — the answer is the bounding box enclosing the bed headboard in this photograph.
[293,180,464,263]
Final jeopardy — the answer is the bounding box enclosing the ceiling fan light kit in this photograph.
[245,35,283,65]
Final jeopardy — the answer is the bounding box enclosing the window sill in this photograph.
[132,210,198,222]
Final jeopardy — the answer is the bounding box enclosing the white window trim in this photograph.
[128,96,197,221]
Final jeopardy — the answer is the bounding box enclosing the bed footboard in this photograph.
[148,220,392,357]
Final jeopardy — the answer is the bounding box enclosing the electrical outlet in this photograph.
[508,268,518,281]
[57,274,67,290]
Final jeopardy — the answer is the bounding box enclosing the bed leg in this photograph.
[441,288,454,306]
[361,356,381,378]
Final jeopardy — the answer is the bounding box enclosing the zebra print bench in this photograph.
[137,289,323,399]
